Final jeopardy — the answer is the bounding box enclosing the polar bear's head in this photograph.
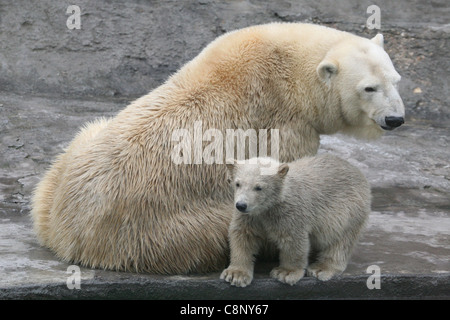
[317,34,405,139]
[226,157,289,216]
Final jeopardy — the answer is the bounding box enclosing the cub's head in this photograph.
[317,34,405,139]
[226,157,289,216]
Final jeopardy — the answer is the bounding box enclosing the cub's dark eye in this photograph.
[365,87,376,93]
[254,186,262,191]
[235,182,240,188]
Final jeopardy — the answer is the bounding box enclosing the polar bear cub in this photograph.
[220,154,371,287]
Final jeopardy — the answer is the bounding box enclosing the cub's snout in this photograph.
[235,201,248,212]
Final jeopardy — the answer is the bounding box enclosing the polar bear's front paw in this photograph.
[270,267,305,285]
[220,267,253,287]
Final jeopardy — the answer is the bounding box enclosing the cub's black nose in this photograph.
[236,202,247,212]
[384,116,404,129]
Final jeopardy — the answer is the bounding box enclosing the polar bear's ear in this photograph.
[371,34,384,48]
[277,163,289,178]
[225,159,236,182]
[317,60,338,86]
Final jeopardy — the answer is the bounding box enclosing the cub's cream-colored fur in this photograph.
[32,23,399,273]
[221,155,371,286]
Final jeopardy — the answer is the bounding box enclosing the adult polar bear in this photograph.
[32,23,405,274]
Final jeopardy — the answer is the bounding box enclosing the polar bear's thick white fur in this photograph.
[221,155,371,287]
[31,23,404,274]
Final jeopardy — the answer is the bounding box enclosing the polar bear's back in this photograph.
[283,154,371,220]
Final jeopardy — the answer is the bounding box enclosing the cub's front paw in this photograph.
[220,267,253,287]
[270,267,305,286]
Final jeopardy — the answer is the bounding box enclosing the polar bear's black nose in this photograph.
[236,202,247,212]
[384,116,404,129]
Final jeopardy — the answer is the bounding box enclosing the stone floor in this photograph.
[0,93,448,299]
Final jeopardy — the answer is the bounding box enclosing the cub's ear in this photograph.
[317,60,338,86]
[225,159,236,182]
[277,163,289,178]
[371,34,384,48]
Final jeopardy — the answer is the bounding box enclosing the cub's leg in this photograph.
[307,215,367,281]
[307,237,356,281]
[220,215,261,287]
[270,232,309,286]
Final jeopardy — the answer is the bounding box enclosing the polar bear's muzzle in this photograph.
[381,116,405,130]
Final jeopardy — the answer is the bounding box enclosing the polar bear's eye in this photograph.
[254,186,262,191]
[235,182,240,188]
[364,86,377,93]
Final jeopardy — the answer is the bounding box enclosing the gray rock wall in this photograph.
[1,0,448,120]
[0,0,448,299]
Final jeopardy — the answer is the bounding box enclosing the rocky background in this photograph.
[0,0,448,298]
[0,0,448,120]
